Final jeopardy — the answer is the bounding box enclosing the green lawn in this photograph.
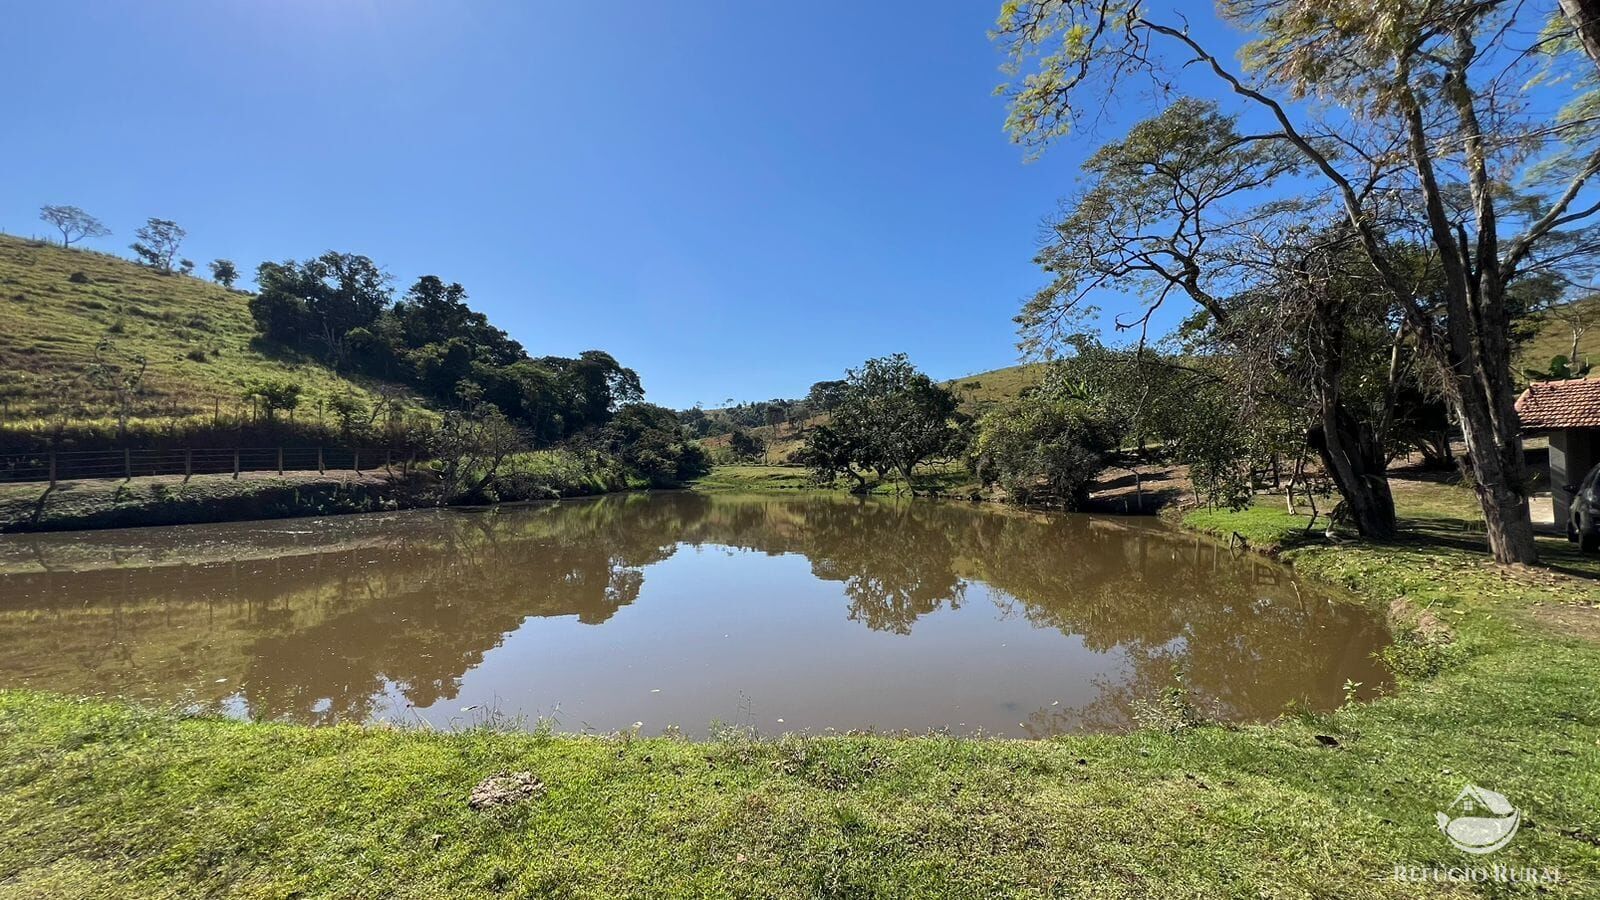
[693,462,982,498]
[689,464,824,493]
[1,478,1597,895]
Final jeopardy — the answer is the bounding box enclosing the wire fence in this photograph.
[0,447,414,485]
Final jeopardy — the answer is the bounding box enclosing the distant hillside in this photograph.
[694,363,1046,465]
[0,235,417,429]
[944,363,1045,409]
[1521,295,1600,377]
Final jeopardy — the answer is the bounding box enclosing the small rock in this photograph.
[468,771,546,810]
[1314,734,1341,748]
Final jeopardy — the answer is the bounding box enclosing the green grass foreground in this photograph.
[2,483,1600,896]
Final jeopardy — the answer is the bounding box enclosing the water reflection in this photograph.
[0,493,1390,736]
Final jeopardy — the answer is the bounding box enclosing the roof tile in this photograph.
[1515,378,1600,430]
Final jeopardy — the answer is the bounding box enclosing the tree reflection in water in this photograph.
[0,493,1390,734]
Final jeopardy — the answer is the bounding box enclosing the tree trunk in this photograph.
[898,462,917,496]
[1561,0,1600,72]
[1451,377,1540,563]
[1310,402,1397,540]
[845,466,869,493]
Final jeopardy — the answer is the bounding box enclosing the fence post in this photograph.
[354,449,362,475]
[124,448,132,480]
[48,450,56,488]
[233,448,240,480]
[184,448,192,482]
[277,447,284,476]
[384,448,392,474]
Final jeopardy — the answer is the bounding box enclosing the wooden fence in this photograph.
[0,447,412,486]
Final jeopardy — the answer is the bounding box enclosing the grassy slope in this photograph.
[944,362,1045,409]
[1521,295,1600,375]
[2,480,1598,896]
[0,235,415,428]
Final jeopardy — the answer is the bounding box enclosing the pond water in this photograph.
[0,493,1390,737]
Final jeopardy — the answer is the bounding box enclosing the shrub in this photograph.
[969,366,1117,508]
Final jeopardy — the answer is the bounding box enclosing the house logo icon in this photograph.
[1436,784,1521,855]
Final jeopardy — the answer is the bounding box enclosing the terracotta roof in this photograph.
[1516,378,1600,430]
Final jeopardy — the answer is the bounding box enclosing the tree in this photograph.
[798,424,872,492]
[245,378,302,423]
[970,365,1118,507]
[86,338,147,441]
[1561,0,1600,70]
[1225,229,1404,537]
[993,0,1600,562]
[819,354,962,492]
[727,428,766,461]
[1547,297,1597,366]
[392,275,523,365]
[1017,96,1403,536]
[434,402,525,500]
[806,379,849,413]
[241,258,654,449]
[326,392,367,438]
[130,218,186,273]
[38,205,109,247]
[177,258,195,276]
[250,253,391,367]
[209,258,239,289]
[601,403,711,485]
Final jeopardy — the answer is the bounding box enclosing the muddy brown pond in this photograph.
[0,493,1391,737]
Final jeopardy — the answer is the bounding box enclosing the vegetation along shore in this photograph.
[2,476,1598,896]
[9,0,1600,896]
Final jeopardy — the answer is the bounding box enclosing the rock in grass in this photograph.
[468,771,546,810]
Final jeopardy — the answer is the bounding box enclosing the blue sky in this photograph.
[2,1,1239,409]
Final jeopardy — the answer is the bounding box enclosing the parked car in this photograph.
[1566,461,1600,551]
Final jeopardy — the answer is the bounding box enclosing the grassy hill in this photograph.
[0,235,419,437]
[944,363,1045,409]
[1521,295,1600,376]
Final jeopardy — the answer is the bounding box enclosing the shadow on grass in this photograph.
[1367,516,1600,581]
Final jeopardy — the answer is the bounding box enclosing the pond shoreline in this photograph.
[0,481,1597,895]
[0,467,639,534]
[0,461,1177,535]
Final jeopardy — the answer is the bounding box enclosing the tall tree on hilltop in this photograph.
[38,205,110,247]
[251,252,391,368]
[208,258,238,289]
[130,218,186,273]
